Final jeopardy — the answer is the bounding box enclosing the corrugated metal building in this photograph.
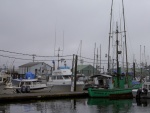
[19,62,52,76]
[77,65,100,77]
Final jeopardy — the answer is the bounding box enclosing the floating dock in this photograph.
[0,91,88,101]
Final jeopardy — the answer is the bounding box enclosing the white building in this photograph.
[19,62,52,76]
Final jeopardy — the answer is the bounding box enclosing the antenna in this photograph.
[54,29,56,56]
[62,30,64,56]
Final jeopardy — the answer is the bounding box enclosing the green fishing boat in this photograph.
[88,0,142,98]
[87,72,142,98]
[87,72,135,98]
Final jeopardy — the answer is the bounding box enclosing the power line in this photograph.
[0,49,73,58]
[0,49,32,56]
[0,54,32,61]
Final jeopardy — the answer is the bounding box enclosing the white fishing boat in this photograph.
[5,72,51,93]
[132,76,149,98]
[0,70,10,85]
[132,86,148,99]
[47,66,85,93]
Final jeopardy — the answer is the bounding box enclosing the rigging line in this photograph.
[0,54,32,61]
[81,56,107,61]
[125,20,135,58]
[82,60,108,64]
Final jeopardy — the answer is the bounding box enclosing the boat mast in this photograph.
[93,43,96,75]
[116,22,120,88]
[122,0,128,85]
[100,44,101,73]
[108,0,114,74]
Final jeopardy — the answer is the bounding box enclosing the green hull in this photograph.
[88,88,133,98]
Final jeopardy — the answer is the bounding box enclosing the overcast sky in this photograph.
[0,0,150,69]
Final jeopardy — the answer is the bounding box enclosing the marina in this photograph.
[0,0,150,113]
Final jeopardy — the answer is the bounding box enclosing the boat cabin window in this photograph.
[57,76,63,80]
[25,82,31,85]
[0,77,2,81]
[20,82,24,87]
[99,80,104,86]
[144,84,147,89]
[63,76,70,79]
[52,76,56,80]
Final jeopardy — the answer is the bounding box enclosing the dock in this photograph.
[0,91,88,101]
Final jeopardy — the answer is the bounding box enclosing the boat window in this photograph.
[0,77,2,81]
[144,84,147,89]
[149,85,150,90]
[57,76,63,80]
[63,76,70,79]
[20,82,24,87]
[52,76,56,80]
[25,82,31,85]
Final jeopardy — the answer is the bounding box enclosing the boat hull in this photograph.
[88,88,133,99]
[132,89,138,98]
[132,89,150,99]
[48,84,85,93]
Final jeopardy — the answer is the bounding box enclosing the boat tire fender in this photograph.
[136,88,142,99]
[143,88,148,95]
[21,86,26,93]
[26,86,30,93]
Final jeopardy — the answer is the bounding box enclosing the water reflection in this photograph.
[0,98,150,113]
[0,99,87,113]
[87,98,133,113]
[134,98,149,107]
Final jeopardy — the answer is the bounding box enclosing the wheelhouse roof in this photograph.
[90,74,112,78]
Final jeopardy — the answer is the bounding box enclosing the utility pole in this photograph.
[32,54,36,62]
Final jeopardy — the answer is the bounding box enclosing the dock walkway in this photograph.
[0,91,88,101]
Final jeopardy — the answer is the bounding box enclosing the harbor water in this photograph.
[0,98,150,113]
